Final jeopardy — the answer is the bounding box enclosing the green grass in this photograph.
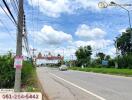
[69,67,132,76]
[21,61,40,92]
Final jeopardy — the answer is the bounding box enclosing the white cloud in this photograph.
[74,39,113,49]
[0,22,3,26]
[35,38,115,59]
[0,31,15,41]
[0,33,8,39]
[119,28,126,33]
[28,0,132,17]
[72,0,123,12]
[28,0,73,17]
[28,0,102,17]
[75,0,120,9]
[34,46,77,60]
[71,39,115,57]
[34,25,72,45]
[75,24,106,40]
[105,47,116,57]
[0,47,15,54]
[74,0,101,11]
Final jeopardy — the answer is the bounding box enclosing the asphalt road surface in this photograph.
[37,67,132,100]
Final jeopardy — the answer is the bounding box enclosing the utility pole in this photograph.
[32,48,36,65]
[115,38,118,68]
[14,0,24,92]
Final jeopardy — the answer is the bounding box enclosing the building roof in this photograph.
[36,52,63,60]
[37,56,63,60]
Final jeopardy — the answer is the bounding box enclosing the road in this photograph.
[37,67,132,100]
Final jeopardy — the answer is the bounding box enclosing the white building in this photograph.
[36,52,63,65]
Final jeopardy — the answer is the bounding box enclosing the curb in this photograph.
[37,73,49,100]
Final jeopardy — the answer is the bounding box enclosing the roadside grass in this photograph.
[69,67,132,76]
[21,61,40,92]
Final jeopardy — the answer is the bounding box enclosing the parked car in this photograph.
[59,65,68,71]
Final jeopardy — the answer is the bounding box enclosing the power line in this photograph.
[15,0,18,5]
[23,30,30,57]
[0,3,16,26]
[13,0,19,9]
[23,14,31,57]
[10,0,19,15]
[31,0,35,49]
[37,0,39,32]
[2,0,17,25]
[21,1,33,57]
[0,18,15,41]
[35,0,40,49]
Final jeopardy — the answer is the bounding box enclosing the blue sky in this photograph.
[0,0,132,59]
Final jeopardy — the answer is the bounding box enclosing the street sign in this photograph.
[14,56,23,69]
[102,60,108,66]
[0,92,42,100]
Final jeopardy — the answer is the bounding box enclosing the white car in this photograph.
[59,65,68,71]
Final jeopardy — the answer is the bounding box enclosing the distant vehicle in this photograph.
[59,65,68,71]
[36,64,44,67]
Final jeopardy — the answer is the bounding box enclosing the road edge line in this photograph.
[49,73,106,100]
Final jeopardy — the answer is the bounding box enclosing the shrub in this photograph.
[118,54,132,69]
[108,59,115,68]
[0,53,15,88]
[21,61,35,85]
[21,61,39,92]
[0,53,35,89]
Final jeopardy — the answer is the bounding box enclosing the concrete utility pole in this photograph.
[32,48,36,65]
[115,38,118,68]
[14,0,24,92]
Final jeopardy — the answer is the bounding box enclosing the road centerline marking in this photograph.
[49,72,106,100]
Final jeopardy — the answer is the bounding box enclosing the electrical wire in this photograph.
[2,0,17,25]
[10,0,18,15]
[31,0,35,50]
[13,0,18,10]
[37,0,39,33]
[0,3,16,26]
[22,13,31,57]
[35,0,40,51]
[15,0,18,5]
[0,18,16,41]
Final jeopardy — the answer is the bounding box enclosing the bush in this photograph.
[0,53,15,88]
[0,53,36,89]
[118,54,132,69]
[21,61,35,85]
[108,59,115,68]
[21,61,40,92]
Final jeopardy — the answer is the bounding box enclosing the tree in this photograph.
[75,45,92,66]
[37,52,42,58]
[57,54,61,57]
[96,52,105,60]
[116,28,132,55]
[105,55,111,60]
